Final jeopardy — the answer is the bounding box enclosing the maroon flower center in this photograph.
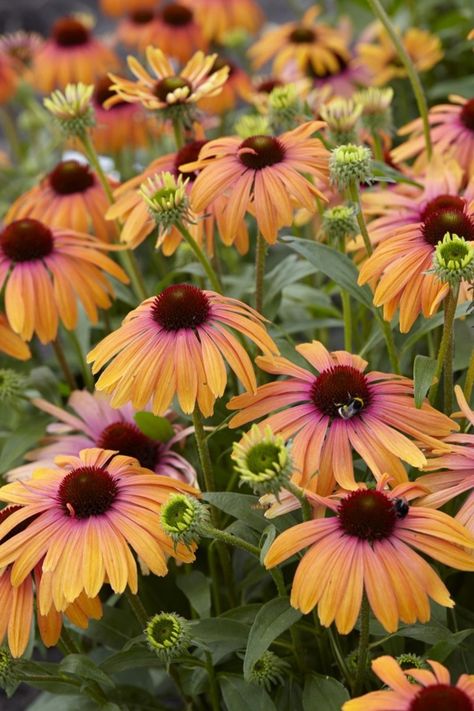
[239,135,285,170]
[421,194,474,247]
[0,505,37,544]
[52,17,90,47]
[49,160,95,195]
[211,56,234,77]
[409,684,473,711]
[459,98,474,132]
[58,466,118,518]
[256,78,283,94]
[289,26,316,43]
[161,3,193,26]
[129,9,155,24]
[97,421,159,470]
[338,490,397,541]
[1,219,54,263]
[151,283,211,331]
[175,139,208,180]
[154,76,192,102]
[311,365,371,419]
[93,76,127,109]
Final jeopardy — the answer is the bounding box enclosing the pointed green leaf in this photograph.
[134,412,174,442]
[413,355,437,408]
[303,673,349,711]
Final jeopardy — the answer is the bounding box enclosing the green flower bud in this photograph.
[44,83,95,137]
[160,494,209,547]
[0,370,25,404]
[140,172,191,232]
[268,84,301,131]
[234,114,271,139]
[320,98,361,145]
[0,648,18,696]
[145,612,191,662]
[432,232,474,286]
[354,87,393,133]
[248,651,290,690]
[232,425,292,497]
[329,144,372,189]
[322,205,358,242]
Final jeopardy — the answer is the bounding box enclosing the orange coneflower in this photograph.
[150,4,208,63]
[100,0,158,18]
[416,385,474,534]
[7,159,117,243]
[7,390,196,485]
[87,284,278,416]
[265,479,474,633]
[0,508,101,657]
[228,340,456,494]
[185,121,329,245]
[0,449,198,609]
[357,25,443,86]
[0,314,30,361]
[249,6,349,78]
[358,157,474,332]
[392,95,474,178]
[106,48,229,120]
[198,56,251,115]
[0,218,128,344]
[0,50,18,104]
[91,76,154,154]
[343,655,474,711]
[116,9,160,51]
[0,32,43,80]
[108,139,249,255]
[181,0,264,43]
[32,16,118,93]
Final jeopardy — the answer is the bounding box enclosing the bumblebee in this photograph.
[393,497,409,519]
[336,396,364,420]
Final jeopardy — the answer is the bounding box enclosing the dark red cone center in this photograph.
[58,466,118,518]
[1,219,54,263]
[52,17,90,47]
[409,683,473,711]
[154,76,192,102]
[338,489,397,542]
[311,365,371,419]
[151,283,211,331]
[460,98,474,132]
[97,421,159,470]
[239,135,285,170]
[161,3,193,27]
[421,194,474,246]
[49,160,95,195]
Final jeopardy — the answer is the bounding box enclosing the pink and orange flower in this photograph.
[181,0,264,43]
[32,17,118,93]
[87,284,278,417]
[149,4,208,63]
[343,655,474,710]
[7,159,117,243]
[0,314,30,361]
[228,340,456,494]
[358,158,474,331]
[265,479,474,633]
[0,218,128,344]
[7,390,196,485]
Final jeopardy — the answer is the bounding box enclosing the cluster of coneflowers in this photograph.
[0,0,473,708]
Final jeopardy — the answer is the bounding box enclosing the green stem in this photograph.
[67,330,94,391]
[429,286,458,408]
[172,117,185,150]
[285,480,312,522]
[200,524,260,558]
[371,131,384,161]
[125,588,149,628]
[80,131,148,302]
[205,652,220,711]
[176,222,222,293]
[59,628,80,655]
[0,107,22,160]
[192,408,216,494]
[353,595,370,695]
[52,337,77,391]
[348,181,372,257]
[327,626,352,688]
[378,315,401,374]
[464,351,474,411]
[255,232,267,314]
[365,0,432,159]
[339,235,352,352]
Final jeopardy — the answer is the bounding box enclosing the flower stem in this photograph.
[172,117,185,150]
[52,337,77,391]
[192,408,216,494]
[255,232,267,314]
[339,235,352,352]
[377,315,401,374]
[365,0,432,159]
[176,222,222,293]
[371,131,384,161]
[348,181,372,257]
[285,480,312,522]
[353,595,370,696]
[327,625,352,688]
[125,588,149,628]
[67,330,94,391]
[0,107,22,160]
[199,524,260,558]
[429,285,458,410]
[79,130,148,302]
[463,351,474,409]
[205,652,220,711]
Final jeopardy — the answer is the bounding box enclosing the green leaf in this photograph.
[0,418,48,474]
[302,673,350,711]
[428,629,474,662]
[100,648,163,675]
[59,654,115,691]
[282,236,375,310]
[87,607,139,650]
[176,571,211,618]
[401,303,471,353]
[413,355,437,408]
[220,674,277,711]
[243,597,301,680]
[259,525,277,565]
[134,412,174,442]
[203,492,267,532]
[192,618,249,648]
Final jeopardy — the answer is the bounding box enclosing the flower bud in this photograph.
[145,612,191,662]
[432,232,474,286]
[140,172,191,232]
[322,205,358,243]
[232,425,292,497]
[160,493,209,547]
[248,651,290,690]
[320,98,361,145]
[44,83,95,137]
[234,114,271,139]
[0,369,25,404]
[329,144,372,189]
[355,87,393,133]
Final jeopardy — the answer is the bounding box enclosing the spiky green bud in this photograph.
[329,144,372,189]
[145,613,191,662]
